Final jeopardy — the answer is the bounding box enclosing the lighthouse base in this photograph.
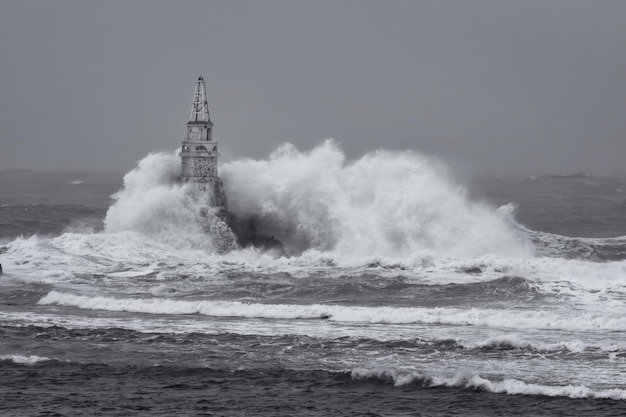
[200,208,284,255]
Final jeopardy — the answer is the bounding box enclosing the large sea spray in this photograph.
[104,140,531,260]
[103,152,236,253]
[222,140,531,259]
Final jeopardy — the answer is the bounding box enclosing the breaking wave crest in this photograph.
[38,291,626,331]
[0,354,51,365]
[349,368,626,400]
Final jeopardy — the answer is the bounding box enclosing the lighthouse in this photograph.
[180,76,226,208]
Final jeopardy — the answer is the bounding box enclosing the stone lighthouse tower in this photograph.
[180,76,226,207]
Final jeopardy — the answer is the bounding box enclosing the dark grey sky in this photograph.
[1,0,624,175]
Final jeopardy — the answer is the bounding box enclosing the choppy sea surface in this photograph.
[1,142,626,416]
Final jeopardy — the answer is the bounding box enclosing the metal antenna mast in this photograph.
[190,76,210,122]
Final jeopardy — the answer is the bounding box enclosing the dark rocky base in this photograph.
[218,210,284,254]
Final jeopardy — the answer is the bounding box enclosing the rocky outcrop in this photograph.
[217,210,284,255]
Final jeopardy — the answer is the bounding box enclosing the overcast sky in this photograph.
[1,0,624,175]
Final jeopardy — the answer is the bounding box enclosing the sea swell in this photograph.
[1,353,623,402]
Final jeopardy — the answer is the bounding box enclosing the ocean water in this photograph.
[1,141,626,416]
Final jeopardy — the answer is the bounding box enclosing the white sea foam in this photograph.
[4,228,626,311]
[350,368,626,400]
[37,291,626,332]
[468,334,589,353]
[0,354,51,365]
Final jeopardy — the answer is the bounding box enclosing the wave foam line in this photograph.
[350,368,626,400]
[469,334,591,353]
[38,291,626,331]
[0,354,51,365]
